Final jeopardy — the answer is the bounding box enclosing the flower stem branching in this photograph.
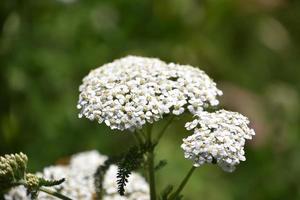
[133,130,144,145]
[168,166,196,200]
[155,115,175,144]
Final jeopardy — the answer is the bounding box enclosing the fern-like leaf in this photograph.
[94,156,119,199]
[116,167,131,195]
[117,143,152,196]
[39,178,65,187]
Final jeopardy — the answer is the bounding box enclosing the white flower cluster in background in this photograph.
[78,56,222,131]
[182,110,255,172]
[5,151,149,200]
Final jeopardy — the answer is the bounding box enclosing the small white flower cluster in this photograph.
[5,151,149,200]
[182,110,255,172]
[78,56,222,131]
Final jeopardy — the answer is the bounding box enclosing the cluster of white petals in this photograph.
[5,151,149,200]
[78,56,222,131]
[182,110,255,172]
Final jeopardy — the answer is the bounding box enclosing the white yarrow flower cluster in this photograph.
[182,110,255,172]
[5,151,149,200]
[78,56,222,131]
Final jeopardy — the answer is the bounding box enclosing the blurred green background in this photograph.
[1,0,300,199]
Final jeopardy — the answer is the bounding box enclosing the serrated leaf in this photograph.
[39,178,65,187]
[116,145,146,196]
[94,156,119,199]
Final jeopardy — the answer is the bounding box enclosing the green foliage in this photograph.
[175,195,183,200]
[160,185,174,200]
[0,153,68,200]
[94,156,120,199]
[26,175,66,200]
[117,143,153,195]
[39,177,65,187]
[159,184,184,200]
[94,142,154,197]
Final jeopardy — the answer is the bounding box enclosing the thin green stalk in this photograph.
[146,124,153,141]
[148,149,156,200]
[133,130,144,145]
[169,166,196,200]
[145,124,156,200]
[155,116,175,143]
[39,187,72,200]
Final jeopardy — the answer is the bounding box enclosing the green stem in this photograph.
[133,130,144,145]
[148,149,156,200]
[146,124,153,141]
[39,187,72,200]
[155,116,175,143]
[169,166,196,200]
[146,124,156,200]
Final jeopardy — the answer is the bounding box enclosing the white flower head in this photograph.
[78,55,222,131]
[182,110,255,172]
[5,151,149,200]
